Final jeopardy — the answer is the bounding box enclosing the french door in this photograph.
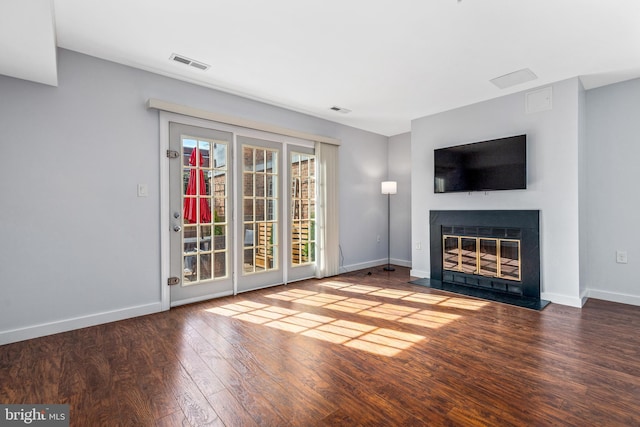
[235,136,284,292]
[168,123,233,305]
[287,144,316,282]
[164,116,317,307]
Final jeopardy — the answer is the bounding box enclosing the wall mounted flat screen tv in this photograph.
[434,134,526,193]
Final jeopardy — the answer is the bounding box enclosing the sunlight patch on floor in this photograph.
[206,301,426,357]
[325,298,381,314]
[398,310,461,328]
[204,279,493,356]
[402,293,449,305]
[263,288,467,329]
[345,328,425,357]
[370,288,414,299]
[317,281,489,311]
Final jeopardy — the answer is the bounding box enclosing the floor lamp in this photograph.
[381,181,397,271]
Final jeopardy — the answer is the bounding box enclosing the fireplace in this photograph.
[442,229,522,289]
[427,210,544,307]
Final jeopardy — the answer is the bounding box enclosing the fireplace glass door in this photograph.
[479,239,498,277]
[443,235,521,282]
[460,238,477,274]
[443,236,460,270]
[500,240,520,280]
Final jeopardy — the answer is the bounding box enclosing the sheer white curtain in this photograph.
[315,141,340,278]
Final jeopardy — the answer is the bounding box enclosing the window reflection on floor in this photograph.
[205,283,488,357]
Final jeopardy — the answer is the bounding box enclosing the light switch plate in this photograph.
[137,183,148,197]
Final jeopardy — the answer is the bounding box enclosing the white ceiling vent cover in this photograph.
[490,68,537,89]
[169,53,210,71]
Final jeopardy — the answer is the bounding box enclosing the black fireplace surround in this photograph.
[420,210,547,309]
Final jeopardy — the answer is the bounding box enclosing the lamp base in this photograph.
[383,266,395,272]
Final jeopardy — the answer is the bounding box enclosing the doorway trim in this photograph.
[158,110,325,310]
[149,99,340,145]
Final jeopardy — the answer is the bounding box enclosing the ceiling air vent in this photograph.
[330,106,352,114]
[169,53,210,71]
[490,68,537,89]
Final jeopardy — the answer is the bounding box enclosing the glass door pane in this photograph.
[242,145,278,274]
[291,152,316,266]
[236,136,283,293]
[499,240,521,281]
[443,236,460,271]
[182,138,229,284]
[169,123,233,306]
[460,238,478,274]
[287,145,316,282]
[479,239,498,277]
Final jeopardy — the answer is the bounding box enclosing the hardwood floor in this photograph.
[2,267,640,426]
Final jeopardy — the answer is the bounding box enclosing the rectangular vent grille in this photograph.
[330,106,352,114]
[490,68,537,90]
[443,226,522,239]
[169,53,210,71]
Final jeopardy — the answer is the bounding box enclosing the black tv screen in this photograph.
[434,134,527,193]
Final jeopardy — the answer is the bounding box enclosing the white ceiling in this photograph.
[0,0,57,86]
[3,0,640,136]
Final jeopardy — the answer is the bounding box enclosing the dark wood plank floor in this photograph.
[2,267,640,426]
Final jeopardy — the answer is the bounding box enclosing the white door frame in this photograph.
[159,111,315,310]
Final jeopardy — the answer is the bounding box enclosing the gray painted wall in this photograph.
[336,125,389,272]
[410,78,584,306]
[585,78,640,304]
[0,49,389,343]
[388,132,411,266]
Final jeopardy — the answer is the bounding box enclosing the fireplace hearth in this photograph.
[413,210,548,310]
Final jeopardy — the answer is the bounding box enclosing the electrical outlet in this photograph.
[616,250,628,264]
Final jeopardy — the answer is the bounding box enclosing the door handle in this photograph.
[173,225,182,232]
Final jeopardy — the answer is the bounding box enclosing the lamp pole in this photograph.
[381,181,397,272]
[384,191,394,271]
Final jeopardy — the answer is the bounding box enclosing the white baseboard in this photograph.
[390,258,412,268]
[170,290,234,307]
[544,289,640,308]
[0,302,162,346]
[341,259,386,273]
[409,269,430,278]
[587,289,640,307]
[540,292,585,308]
[341,258,411,273]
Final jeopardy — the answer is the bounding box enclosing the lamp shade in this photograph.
[381,181,397,195]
